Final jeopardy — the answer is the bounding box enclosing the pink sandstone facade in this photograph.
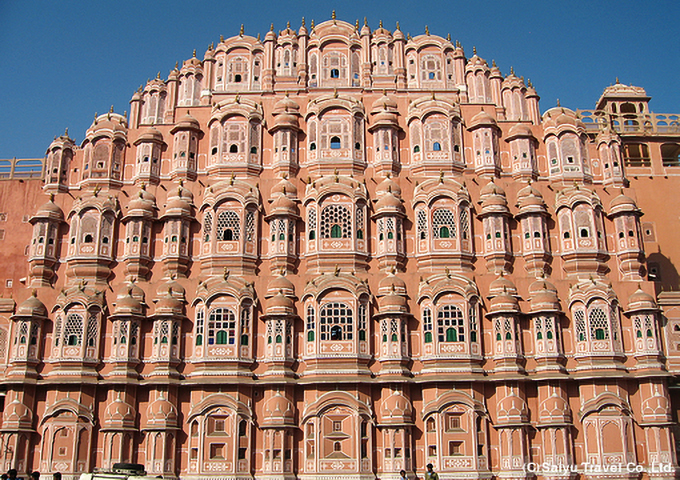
[1,15,680,480]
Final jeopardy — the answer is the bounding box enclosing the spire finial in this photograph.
[379,19,383,28]
[220,34,224,42]
[332,10,336,20]
[492,59,497,68]
[311,19,315,29]
[287,21,290,29]
[616,77,620,84]
[447,33,451,41]
[270,23,274,32]
[425,25,429,35]
[64,127,69,137]
[364,17,367,26]
[473,46,477,55]
[407,32,412,41]
[556,98,561,107]
[109,105,114,113]
[175,61,179,70]
[192,49,196,58]
[301,17,305,27]
[456,39,461,48]
[240,24,244,36]
[156,71,161,79]
[257,33,261,41]
[396,21,400,31]
[510,66,514,75]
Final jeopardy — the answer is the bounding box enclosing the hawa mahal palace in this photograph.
[1,14,680,480]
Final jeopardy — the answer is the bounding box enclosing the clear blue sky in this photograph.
[1,0,678,159]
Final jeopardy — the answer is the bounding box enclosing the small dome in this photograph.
[136,126,164,144]
[627,288,657,312]
[538,394,571,424]
[267,274,295,298]
[104,397,135,426]
[507,123,534,140]
[378,273,407,296]
[275,94,301,113]
[271,177,298,197]
[127,187,157,216]
[479,179,508,213]
[468,110,497,130]
[146,394,178,427]
[154,291,184,316]
[3,398,32,426]
[267,291,295,316]
[33,197,64,222]
[528,278,560,313]
[378,293,408,313]
[380,390,413,422]
[15,293,47,318]
[371,93,398,111]
[113,289,144,316]
[164,183,194,216]
[516,183,546,214]
[488,274,518,297]
[270,194,298,216]
[609,192,638,215]
[489,291,519,314]
[263,391,295,426]
[497,392,528,424]
[170,112,201,133]
[375,176,401,197]
[375,192,404,212]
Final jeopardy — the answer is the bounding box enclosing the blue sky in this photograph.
[1,0,678,158]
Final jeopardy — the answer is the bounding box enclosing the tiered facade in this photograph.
[1,15,680,480]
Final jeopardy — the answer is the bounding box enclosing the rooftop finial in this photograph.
[310,19,315,29]
[492,59,497,68]
[473,46,477,55]
[192,49,196,58]
[556,98,561,107]
[240,24,244,36]
[109,105,114,113]
[396,21,400,30]
[287,21,290,29]
[175,61,179,70]
[156,71,161,79]
[379,19,383,28]
[364,17,367,26]
[332,10,336,20]
[510,66,514,75]
[257,33,261,41]
[209,42,214,50]
[425,25,429,35]
[301,17,305,27]
[220,34,224,42]
[407,32,412,40]
[616,77,620,84]
[456,39,461,48]
[355,19,359,30]
[528,78,533,87]
[270,23,274,31]
[64,127,69,137]
[447,33,451,41]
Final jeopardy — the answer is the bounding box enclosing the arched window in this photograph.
[308,207,317,240]
[330,136,341,149]
[208,308,236,345]
[589,307,610,341]
[306,306,315,342]
[437,305,464,342]
[433,142,442,151]
[321,205,351,239]
[423,308,433,343]
[65,313,83,346]
[319,302,353,341]
[432,208,457,240]
[217,211,240,241]
[330,69,340,79]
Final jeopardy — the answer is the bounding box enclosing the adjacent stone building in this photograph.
[1,14,680,480]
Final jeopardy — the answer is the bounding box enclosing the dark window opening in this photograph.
[229,144,238,153]
[234,74,242,83]
[433,142,441,151]
[330,136,341,149]
[310,142,316,151]
[330,68,340,78]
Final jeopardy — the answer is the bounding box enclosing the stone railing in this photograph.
[577,110,680,135]
[0,158,44,180]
